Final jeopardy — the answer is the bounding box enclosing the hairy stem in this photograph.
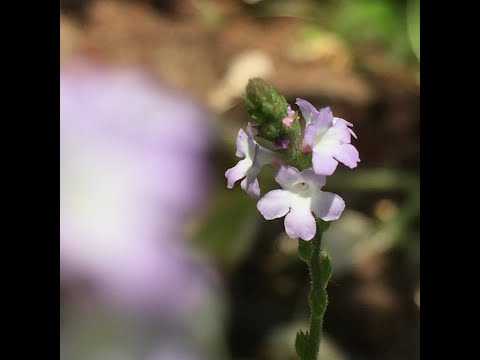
[307,230,323,359]
[296,220,331,360]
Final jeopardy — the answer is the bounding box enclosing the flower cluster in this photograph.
[226,92,360,241]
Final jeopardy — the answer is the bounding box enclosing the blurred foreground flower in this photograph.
[60,62,225,359]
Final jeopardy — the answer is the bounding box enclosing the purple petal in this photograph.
[253,144,274,168]
[312,151,339,176]
[296,98,319,125]
[241,172,261,198]
[299,169,327,189]
[326,121,351,144]
[316,107,334,127]
[303,108,335,147]
[235,128,249,158]
[225,160,249,188]
[282,117,294,127]
[334,117,357,139]
[284,206,316,240]
[303,122,318,148]
[334,144,360,169]
[274,165,301,188]
[348,128,358,139]
[333,117,353,127]
[312,191,345,221]
[257,189,291,220]
[287,105,295,118]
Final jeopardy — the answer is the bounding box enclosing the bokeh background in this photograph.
[60,1,420,359]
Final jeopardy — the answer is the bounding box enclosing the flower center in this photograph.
[296,181,309,191]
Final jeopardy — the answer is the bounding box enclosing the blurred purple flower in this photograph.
[60,62,217,319]
[147,346,204,360]
[296,98,360,176]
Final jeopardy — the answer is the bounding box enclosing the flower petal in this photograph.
[235,128,250,158]
[241,169,261,198]
[275,165,301,188]
[348,128,358,139]
[334,117,358,139]
[257,189,291,220]
[299,169,327,189]
[225,159,250,188]
[253,144,275,168]
[316,107,334,127]
[284,205,316,240]
[303,121,318,148]
[334,144,360,169]
[333,117,353,127]
[312,151,338,176]
[312,191,345,221]
[287,105,295,118]
[303,108,335,147]
[325,120,352,144]
[296,98,319,125]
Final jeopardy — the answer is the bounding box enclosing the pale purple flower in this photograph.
[296,98,360,176]
[225,122,275,197]
[257,165,345,241]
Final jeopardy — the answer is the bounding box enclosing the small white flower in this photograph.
[257,165,345,240]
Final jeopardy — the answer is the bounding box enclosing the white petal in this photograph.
[235,128,250,158]
[284,201,316,240]
[241,169,261,198]
[257,189,291,220]
[334,143,360,169]
[274,165,301,188]
[312,151,339,176]
[311,191,345,221]
[225,158,251,188]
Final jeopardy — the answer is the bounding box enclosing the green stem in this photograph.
[296,220,331,360]
[307,230,323,359]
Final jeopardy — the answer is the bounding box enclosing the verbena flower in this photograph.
[257,165,345,240]
[225,123,275,197]
[296,98,360,176]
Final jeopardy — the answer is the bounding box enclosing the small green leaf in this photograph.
[295,330,311,360]
[317,219,330,233]
[309,288,328,318]
[319,251,333,287]
[298,239,314,263]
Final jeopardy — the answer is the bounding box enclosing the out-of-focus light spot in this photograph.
[373,198,398,222]
[414,287,420,308]
[208,50,274,112]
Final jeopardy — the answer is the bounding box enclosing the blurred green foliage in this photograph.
[193,186,260,268]
[243,0,420,66]
[407,0,420,60]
